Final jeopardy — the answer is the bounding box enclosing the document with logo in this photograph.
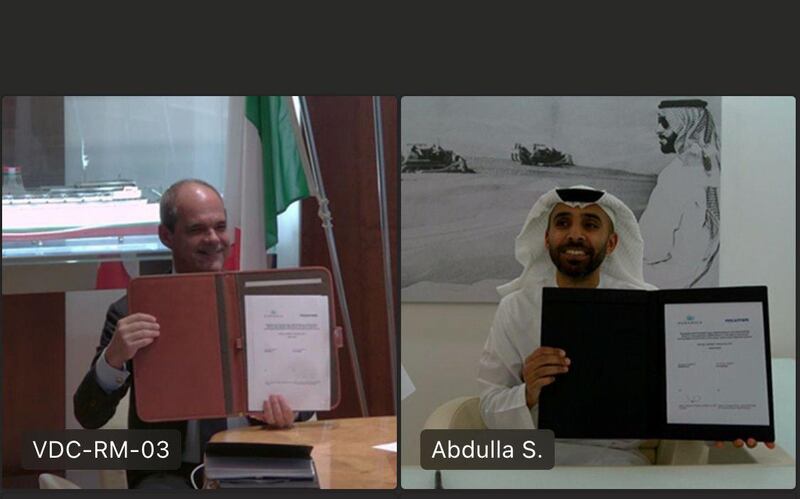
[129,268,342,423]
[539,286,774,441]
[664,302,770,426]
[245,295,331,411]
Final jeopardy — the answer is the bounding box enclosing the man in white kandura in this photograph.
[478,185,655,465]
[477,185,773,466]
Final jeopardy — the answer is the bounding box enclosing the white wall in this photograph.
[401,97,796,465]
[719,97,795,358]
[401,303,496,465]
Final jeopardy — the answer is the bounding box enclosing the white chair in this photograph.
[38,473,81,489]
[39,471,128,489]
[424,396,709,465]
[424,396,486,430]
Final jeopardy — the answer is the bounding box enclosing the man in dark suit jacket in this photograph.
[73,179,310,488]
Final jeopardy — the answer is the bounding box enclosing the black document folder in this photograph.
[204,442,319,489]
[538,286,774,442]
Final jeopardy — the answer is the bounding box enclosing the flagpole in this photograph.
[298,97,370,417]
[371,97,398,413]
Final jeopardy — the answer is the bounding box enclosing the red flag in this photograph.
[95,261,131,289]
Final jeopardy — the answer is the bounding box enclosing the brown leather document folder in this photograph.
[129,267,343,422]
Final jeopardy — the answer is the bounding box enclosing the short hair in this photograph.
[159,179,223,232]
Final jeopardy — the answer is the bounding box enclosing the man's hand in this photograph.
[250,395,297,429]
[105,313,160,369]
[713,439,776,449]
[522,346,570,408]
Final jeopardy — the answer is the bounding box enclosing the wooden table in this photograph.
[210,416,396,489]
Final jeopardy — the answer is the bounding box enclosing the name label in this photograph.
[421,430,554,470]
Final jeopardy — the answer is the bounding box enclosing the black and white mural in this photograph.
[401,96,721,302]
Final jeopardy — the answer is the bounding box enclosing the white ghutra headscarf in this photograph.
[498,185,656,297]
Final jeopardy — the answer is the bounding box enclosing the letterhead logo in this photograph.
[678,314,702,326]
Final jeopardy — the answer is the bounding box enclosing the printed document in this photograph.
[245,295,330,411]
[664,302,769,425]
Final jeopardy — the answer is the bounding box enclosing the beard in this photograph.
[658,131,678,154]
[548,241,608,279]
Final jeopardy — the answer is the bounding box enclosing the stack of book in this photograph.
[204,442,319,489]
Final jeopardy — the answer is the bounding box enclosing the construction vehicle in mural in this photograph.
[512,143,574,167]
[401,143,475,173]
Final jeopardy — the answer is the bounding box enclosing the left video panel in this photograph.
[2,96,398,490]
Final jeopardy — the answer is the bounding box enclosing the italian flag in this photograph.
[224,96,315,270]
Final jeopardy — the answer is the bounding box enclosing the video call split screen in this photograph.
[1,96,795,492]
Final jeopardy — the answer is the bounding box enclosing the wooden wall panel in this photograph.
[301,96,398,418]
[2,293,66,488]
